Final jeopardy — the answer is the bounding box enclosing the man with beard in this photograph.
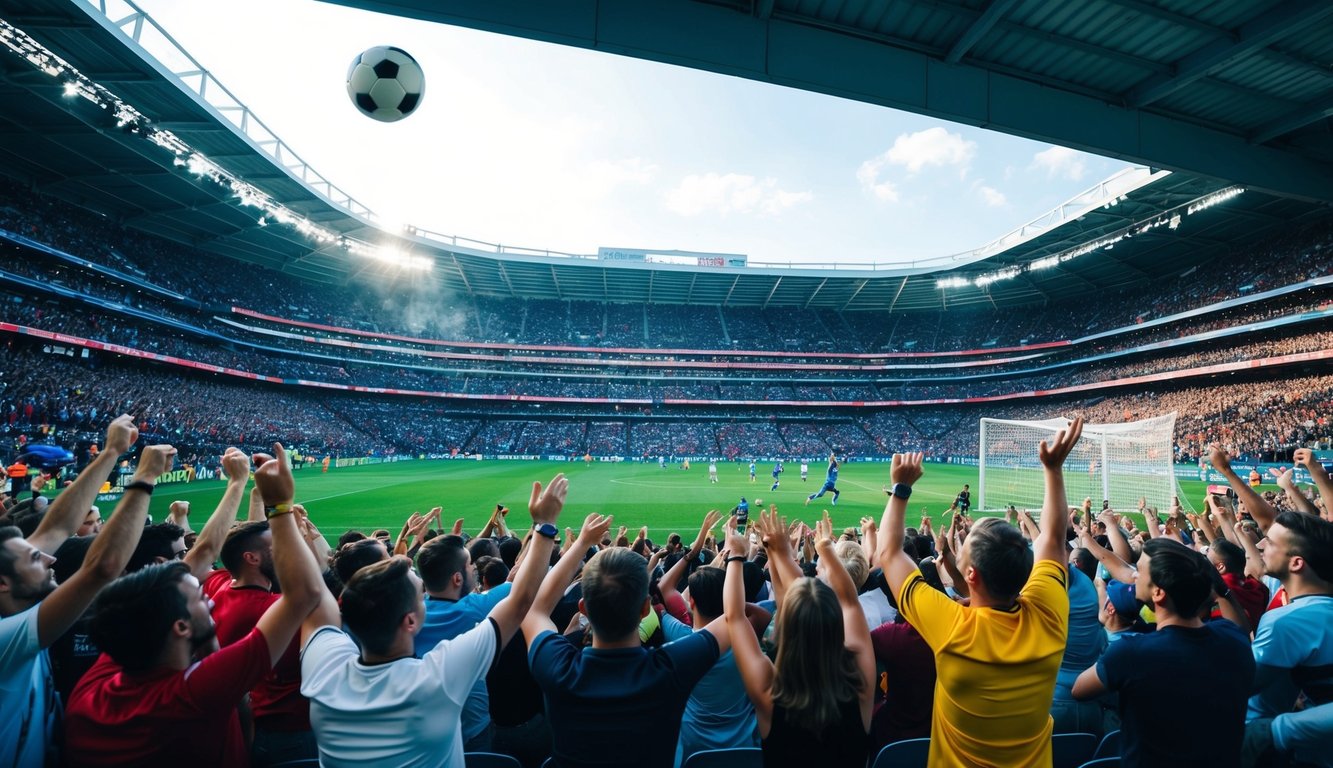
[0,415,158,768]
[63,443,324,766]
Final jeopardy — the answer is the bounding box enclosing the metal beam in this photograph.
[886,277,908,312]
[762,276,782,309]
[945,0,1019,64]
[804,277,827,309]
[1127,0,1333,108]
[314,0,1333,202]
[1250,94,1333,145]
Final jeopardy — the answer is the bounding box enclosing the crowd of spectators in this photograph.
[4,411,1331,767]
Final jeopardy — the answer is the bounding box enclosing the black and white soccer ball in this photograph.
[346,46,425,123]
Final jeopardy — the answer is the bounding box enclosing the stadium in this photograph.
[1,1,1331,767]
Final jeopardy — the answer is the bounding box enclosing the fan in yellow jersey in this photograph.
[877,417,1083,768]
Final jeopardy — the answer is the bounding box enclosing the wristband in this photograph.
[124,480,155,496]
[264,503,294,520]
[725,555,746,564]
[891,483,913,500]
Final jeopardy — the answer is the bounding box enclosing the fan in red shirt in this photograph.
[1207,539,1269,631]
[204,514,319,762]
[64,445,327,767]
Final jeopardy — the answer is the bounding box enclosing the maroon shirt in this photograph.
[870,619,936,748]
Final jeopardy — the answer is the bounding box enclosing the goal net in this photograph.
[979,414,1178,514]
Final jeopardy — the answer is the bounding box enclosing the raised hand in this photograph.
[695,509,722,549]
[1208,444,1233,473]
[758,507,789,554]
[724,531,748,559]
[814,511,835,548]
[133,444,177,483]
[104,414,138,457]
[405,512,430,538]
[169,500,190,520]
[1039,417,1083,469]
[577,513,614,547]
[253,443,294,506]
[221,447,250,483]
[891,452,924,486]
[529,473,568,525]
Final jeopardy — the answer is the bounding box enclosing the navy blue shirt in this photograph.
[1097,619,1254,767]
[530,629,720,768]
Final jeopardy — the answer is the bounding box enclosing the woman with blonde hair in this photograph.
[724,509,875,766]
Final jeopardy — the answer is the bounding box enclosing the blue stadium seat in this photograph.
[682,747,762,768]
[1094,729,1120,759]
[465,753,522,768]
[1052,733,1098,768]
[871,737,930,768]
[1077,758,1121,768]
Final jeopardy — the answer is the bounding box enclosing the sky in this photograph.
[125,0,1132,267]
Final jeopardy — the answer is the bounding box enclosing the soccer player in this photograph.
[806,453,841,506]
[770,461,783,491]
[800,462,809,482]
[709,460,718,484]
[955,484,971,514]
[749,461,757,483]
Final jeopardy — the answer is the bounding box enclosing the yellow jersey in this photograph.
[897,558,1069,767]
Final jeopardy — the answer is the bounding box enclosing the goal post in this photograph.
[979,414,1179,514]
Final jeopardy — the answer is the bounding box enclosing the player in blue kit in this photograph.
[770,461,783,491]
[806,452,840,506]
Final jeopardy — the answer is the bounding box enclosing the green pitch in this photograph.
[141,459,1220,544]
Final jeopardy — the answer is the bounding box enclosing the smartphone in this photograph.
[736,498,749,535]
[1206,484,1230,495]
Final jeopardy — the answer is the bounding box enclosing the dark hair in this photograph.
[332,538,388,586]
[0,526,24,579]
[476,556,509,589]
[1142,538,1213,617]
[126,523,186,573]
[917,558,948,595]
[417,535,469,593]
[581,548,648,641]
[687,566,725,619]
[220,521,270,573]
[1210,539,1245,575]
[1070,547,1097,581]
[89,562,191,671]
[496,536,522,567]
[468,537,499,564]
[53,535,96,584]
[1276,511,1333,582]
[967,517,1033,603]
[742,561,765,602]
[337,530,367,548]
[339,556,418,656]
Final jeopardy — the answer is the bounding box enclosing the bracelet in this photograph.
[264,503,294,520]
[725,555,746,564]
[123,480,155,496]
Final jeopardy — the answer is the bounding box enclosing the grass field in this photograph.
[139,459,1228,544]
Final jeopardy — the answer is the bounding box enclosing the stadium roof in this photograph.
[0,0,1329,310]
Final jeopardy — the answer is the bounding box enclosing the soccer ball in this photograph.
[346,46,425,122]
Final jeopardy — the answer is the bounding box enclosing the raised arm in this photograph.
[1210,445,1278,532]
[488,474,567,646]
[724,531,775,732]
[38,442,172,647]
[1072,514,1137,584]
[251,445,325,661]
[660,509,722,595]
[813,513,876,721]
[1293,449,1333,516]
[246,485,266,523]
[935,520,968,598]
[860,517,878,569]
[877,453,925,600]
[183,448,250,583]
[521,512,613,644]
[1100,510,1133,564]
[1035,417,1083,564]
[28,415,136,555]
[1234,522,1268,582]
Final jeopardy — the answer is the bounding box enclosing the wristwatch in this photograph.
[533,522,558,539]
[891,483,913,500]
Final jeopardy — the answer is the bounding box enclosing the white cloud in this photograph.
[1031,146,1087,181]
[855,159,901,202]
[884,127,977,175]
[664,173,812,217]
[978,185,1006,207]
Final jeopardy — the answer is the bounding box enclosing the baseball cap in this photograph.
[1105,579,1139,618]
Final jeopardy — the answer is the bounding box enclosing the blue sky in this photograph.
[129,0,1131,266]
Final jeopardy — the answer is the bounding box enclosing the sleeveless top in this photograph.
[762,697,869,767]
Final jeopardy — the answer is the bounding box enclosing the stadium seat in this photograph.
[466,753,522,768]
[871,737,930,768]
[1094,730,1121,760]
[1077,758,1121,768]
[682,747,762,768]
[1051,733,1098,768]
